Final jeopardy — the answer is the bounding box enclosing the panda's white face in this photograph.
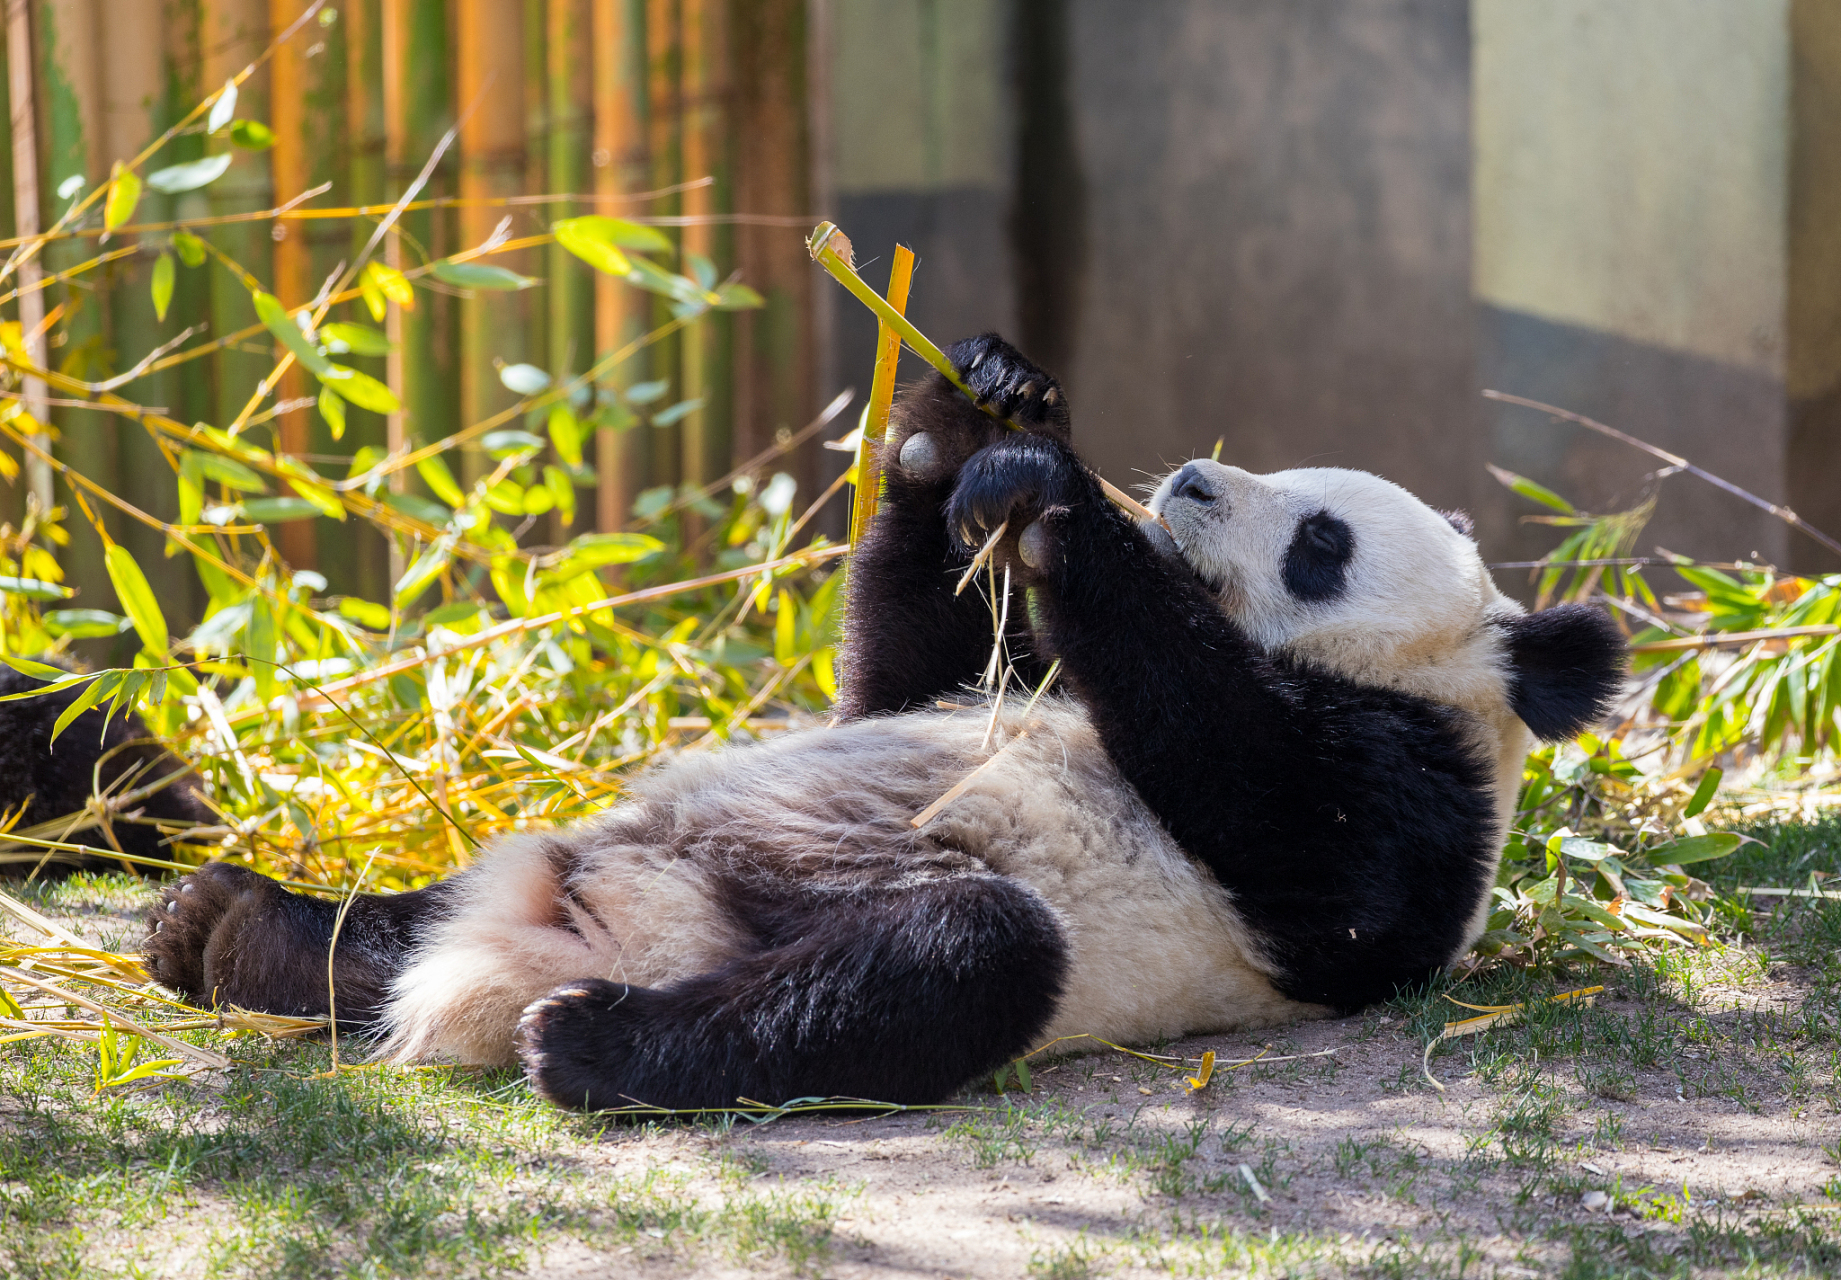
[1145,460,1519,704]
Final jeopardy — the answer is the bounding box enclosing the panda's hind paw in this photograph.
[516,978,654,1111]
[142,862,272,1003]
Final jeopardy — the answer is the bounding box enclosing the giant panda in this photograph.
[0,662,212,875]
[141,334,1626,1110]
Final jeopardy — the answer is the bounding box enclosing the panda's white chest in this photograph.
[917,707,1328,1046]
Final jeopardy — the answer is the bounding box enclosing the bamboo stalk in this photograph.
[4,0,49,512]
[269,0,318,569]
[592,0,648,529]
[850,244,913,546]
[546,0,593,539]
[456,0,529,489]
[678,0,723,500]
[808,223,1161,527]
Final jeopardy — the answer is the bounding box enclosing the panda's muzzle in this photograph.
[1169,463,1219,507]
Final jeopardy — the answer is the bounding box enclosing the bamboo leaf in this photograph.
[50,671,123,746]
[715,282,765,310]
[229,119,276,151]
[0,575,74,601]
[1646,833,1743,866]
[252,291,334,377]
[1487,464,1576,515]
[285,478,346,521]
[146,153,232,195]
[547,403,582,466]
[43,609,131,639]
[248,595,276,702]
[317,386,346,440]
[105,542,169,655]
[498,363,552,396]
[1683,767,1722,819]
[103,163,142,233]
[318,322,393,356]
[430,260,537,291]
[0,655,76,681]
[206,80,237,134]
[151,253,175,322]
[554,215,673,262]
[363,261,414,309]
[322,366,400,415]
[415,454,465,507]
[104,670,150,739]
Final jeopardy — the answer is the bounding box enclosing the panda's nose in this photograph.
[1170,463,1217,506]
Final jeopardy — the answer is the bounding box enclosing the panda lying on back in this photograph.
[144,335,1626,1110]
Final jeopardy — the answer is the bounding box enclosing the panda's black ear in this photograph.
[1437,509,1474,537]
[1498,604,1628,741]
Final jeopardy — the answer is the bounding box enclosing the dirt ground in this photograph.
[4,877,1839,1279]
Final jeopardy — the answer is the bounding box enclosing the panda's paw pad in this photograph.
[516,978,641,1110]
[141,862,272,1001]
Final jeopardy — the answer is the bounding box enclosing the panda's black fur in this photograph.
[132,334,1627,1111]
[0,662,211,875]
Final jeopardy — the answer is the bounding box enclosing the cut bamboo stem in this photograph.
[850,244,914,546]
[808,221,1160,527]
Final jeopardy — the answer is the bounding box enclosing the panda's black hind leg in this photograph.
[514,873,1069,1111]
[145,861,452,1024]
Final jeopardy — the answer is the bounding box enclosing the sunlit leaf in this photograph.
[318,385,346,439]
[415,454,465,507]
[319,322,393,356]
[105,542,168,654]
[1487,464,1576,515]
[547,403,583,466]
[364,260,414,308]
[555,215,673,263]
[1645,833,1743,866]
[337,596,392,630]
[151,253,175,321]
[498,363,552,396]
[229,119,276,150]
[430,260,537,291]
[322,365,400,414]
[715,282,764,310]
[240,497,324,523]
[146,153,232,194]
[252,291,334,377]
[103,163,142,232]
[43,608,132,638]
[207,80,238,134]
[50,671,123,746]
[0,575,74,601]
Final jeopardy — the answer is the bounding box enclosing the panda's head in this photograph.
[1145,459,1626,744]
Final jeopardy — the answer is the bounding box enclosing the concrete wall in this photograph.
[818,1,1841,578]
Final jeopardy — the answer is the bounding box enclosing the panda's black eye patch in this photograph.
[1283,511,1354,602]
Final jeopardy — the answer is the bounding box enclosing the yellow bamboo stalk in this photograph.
[593,0,649,530]
[456,0,528,489]
[850,244,914,546]
[4,0,50,510]
[268,0,317,569]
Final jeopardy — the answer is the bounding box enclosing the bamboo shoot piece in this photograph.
[808,222,1162,527]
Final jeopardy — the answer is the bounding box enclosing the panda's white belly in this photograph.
[913,703,1326,1046]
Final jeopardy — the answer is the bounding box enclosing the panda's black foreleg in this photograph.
[834,334,1063,720]
[144,862,453,1025]
[513,872,1068,1111]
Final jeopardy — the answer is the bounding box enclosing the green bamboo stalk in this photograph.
[546,0,593,538]
[36,0,118,630]
[456,0,529,490]
[644,0,680,491]
[345,0,391,601]
[384,0,457,499]
[591,0,649,530]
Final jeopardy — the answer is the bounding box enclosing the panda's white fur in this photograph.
[376,461,1523,1069]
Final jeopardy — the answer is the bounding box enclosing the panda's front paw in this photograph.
[884,334,1069,488]
[952,334,1071,438]
[945,435,1089,557]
